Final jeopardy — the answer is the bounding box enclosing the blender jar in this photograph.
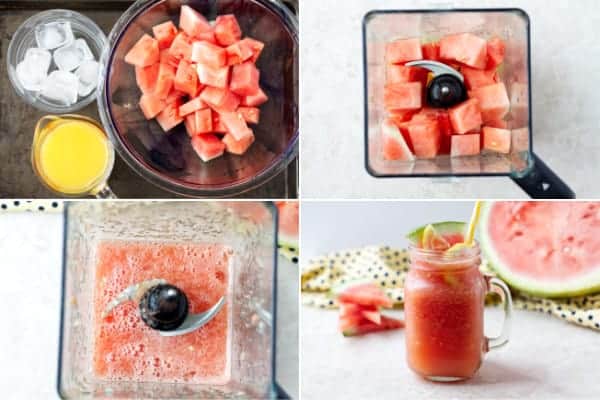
[363,9,574,198]
[98,0,298,197]
[58,201,279,399]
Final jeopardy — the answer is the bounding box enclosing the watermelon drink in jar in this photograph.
[404,242,512,381]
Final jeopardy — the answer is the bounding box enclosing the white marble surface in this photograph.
[300,0,600,199]
[0,210,298,399]
[300,201,600,399]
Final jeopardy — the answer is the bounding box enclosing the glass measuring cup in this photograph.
[32,114,115,198]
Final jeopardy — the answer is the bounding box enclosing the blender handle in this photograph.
[484,276,512,351]
[511,153,575,199]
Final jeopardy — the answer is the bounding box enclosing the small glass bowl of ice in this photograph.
[7,9,108,113]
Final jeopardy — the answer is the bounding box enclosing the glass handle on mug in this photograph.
[484,275,512,351]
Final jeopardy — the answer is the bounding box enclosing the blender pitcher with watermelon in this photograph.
[58,201,287,399]
[363,8,574,199]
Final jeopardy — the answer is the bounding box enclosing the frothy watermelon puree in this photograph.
[93,241,232,384]
[488,202,600,280]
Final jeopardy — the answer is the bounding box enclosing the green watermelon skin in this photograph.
[480,202,600,298]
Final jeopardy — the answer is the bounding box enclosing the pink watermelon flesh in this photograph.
[275,201,298,246]
[483,202,600,297]
[337,283,393,308]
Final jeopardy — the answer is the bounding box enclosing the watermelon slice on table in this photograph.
[385,38,423,64]
[451,134,481,157]
[381,119,415,161]
[482,126,511,154]
[275,201,299,249]
[480,202,600,297]
[214,15,242,47]
[448,98,483,134]
[152,21,178,50]
[468,83,510,122]
[440,33,487,70]
[384,82,423,111]
[124,34,159,67]
[339,315,404,337]
[337,283,393,308]
[191,134,225,162]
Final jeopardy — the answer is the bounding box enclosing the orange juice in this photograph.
[32,115,113,196]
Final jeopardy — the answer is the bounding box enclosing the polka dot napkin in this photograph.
[301,245,600,332]
[0,200,64,213]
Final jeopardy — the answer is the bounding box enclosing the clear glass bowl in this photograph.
[7,9,108,113]
[98,0,299,197]
[58,201,278,399]
[363,9,532,177]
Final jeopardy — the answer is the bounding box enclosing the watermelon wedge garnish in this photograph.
[336,282,403,337]
[406,221,466,251]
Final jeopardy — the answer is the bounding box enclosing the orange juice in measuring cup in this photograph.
[32,115,115,197]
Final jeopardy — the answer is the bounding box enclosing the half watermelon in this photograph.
[480,201,600,297]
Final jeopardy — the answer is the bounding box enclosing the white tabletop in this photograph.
[300,201,600,399]
[300,0,600,199]
[0,211,298,399]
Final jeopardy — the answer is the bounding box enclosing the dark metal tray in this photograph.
[0,0,297,198]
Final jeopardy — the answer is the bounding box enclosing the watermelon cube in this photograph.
[196,30,217,44]
[486,37,506,69]
[179,96,208,117]
[461,66,498,90]
[155,100,183,132]
[482,126,511,154]
[468,83,510,122]
[226,40,255,65]
[165,88,185,104]
[230,62,260,96]
[451,134,481,157]
[384,82,423,111]
[191,134,225,162]
[124,34,159,67]
[152,21,178,50]
[406,120,441,159]
[200,87,240,112]
[219,111,250,141]
[486,119,508,129]
[179,5,211,39]
[241,88,268,107]
[440,33,487,70]
[386,65,428,84]
[139,93,166,119]
[448,98,482,134]
[244,37,265,63]
[174,59,199,97]
[169,32,192,61]
[388,110,416,125]
[237,107,260,124]
[191,41,227,68]
[222,130,255,155]
[159,49,179,68]
[135,63,159,94]
[154,63,176,99]
[193,109,213,134]
[422,42,440,61]
[184,113,196,136]
[214,15,242,47]
[212,113,228,133]
[381,120,415,161]
[196,63,230,89]
[385,38,423,64]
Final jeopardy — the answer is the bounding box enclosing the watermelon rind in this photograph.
[406,221,467,245]
[480,202,600,298]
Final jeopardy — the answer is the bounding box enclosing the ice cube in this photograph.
[35,21,74,50]
[15,48,52,91]
[75,60,100,96]
[53,41,85,71]
[74,38,95,61]
[40,70,79,106]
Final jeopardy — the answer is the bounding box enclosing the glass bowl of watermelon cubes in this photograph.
[58,201,282,399]
[363,9,574,198]
[98,0,298,197]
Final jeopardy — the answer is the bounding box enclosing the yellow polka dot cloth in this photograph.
[301,245,600,332]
